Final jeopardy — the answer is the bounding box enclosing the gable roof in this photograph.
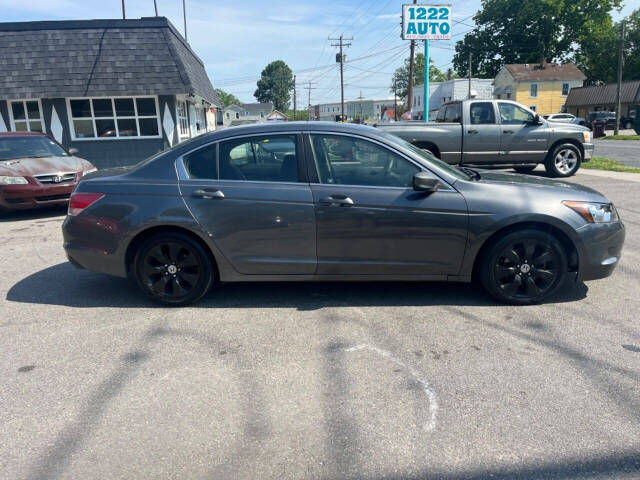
[0,17,220,106]
[565,80,640,107]
[503,62,586,82]
[241,102,273,112]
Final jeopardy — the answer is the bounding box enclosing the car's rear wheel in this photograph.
[134,232,214,306]
[480,229,567,305]
[544,143,581,177]
[512,165,537,174]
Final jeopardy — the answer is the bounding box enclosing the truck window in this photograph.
[498,102,534,125]
[444,103,461,123]
[469,102,495,124]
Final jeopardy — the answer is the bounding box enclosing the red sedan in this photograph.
[0,132,96,213]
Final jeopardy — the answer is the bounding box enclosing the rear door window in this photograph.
[444,104,462,123]
[218,134,299,182]
[469,102,496,124]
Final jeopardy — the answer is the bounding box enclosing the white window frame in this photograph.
[8,99,44,133]
[529,83,538,98]
[176,99,190,138]
[561,82,570,97]
[65,95,161,141]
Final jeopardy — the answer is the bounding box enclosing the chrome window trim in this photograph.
[304,130,457,192]
[176,131,304,183]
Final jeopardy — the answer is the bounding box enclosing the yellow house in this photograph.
[493,62,586,115]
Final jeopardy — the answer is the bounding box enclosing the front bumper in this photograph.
[0,177,79,211]
[582,142,594,162]
[576,220,625,281]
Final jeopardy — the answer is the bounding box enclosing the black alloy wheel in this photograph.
[134,232,214,305]
[480,230,567,304]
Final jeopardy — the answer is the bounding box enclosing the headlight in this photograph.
[583,131,592,143]
[0,176,28,185]
[563,201,619,223]
[82,168,98,177]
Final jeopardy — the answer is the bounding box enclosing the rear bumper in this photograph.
[576,220,625,281]
[0,180,77,211]
[582,143,594,161]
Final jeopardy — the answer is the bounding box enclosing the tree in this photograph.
[215,89,241,108]
[390,53,448,99]
[452,0,622,79]
[284,109,309,121]
[254,60,294,112]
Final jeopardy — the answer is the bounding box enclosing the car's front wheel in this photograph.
[134,232,214,306]
[544,143,582,177]
[479,229,567,304]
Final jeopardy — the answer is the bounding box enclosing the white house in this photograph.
[221,102,273,127]
[409,78,494,120]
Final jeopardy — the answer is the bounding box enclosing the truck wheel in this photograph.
[544,143,581,177]
[513,165,537,174]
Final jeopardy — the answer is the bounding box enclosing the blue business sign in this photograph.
[402,4,452,40]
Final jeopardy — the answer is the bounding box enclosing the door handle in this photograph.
[503,130,514,134]
[467,129,479,134]
[320,194,354,206]
[192,189,225,199]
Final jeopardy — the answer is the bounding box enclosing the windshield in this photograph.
[378,131,470,180]
[0,136,69,161]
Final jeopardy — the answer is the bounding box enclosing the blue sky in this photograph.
[0,0,636,105]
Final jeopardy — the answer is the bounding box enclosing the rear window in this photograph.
[444,104,462,123]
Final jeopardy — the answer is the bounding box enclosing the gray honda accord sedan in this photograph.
[62,122,625,306]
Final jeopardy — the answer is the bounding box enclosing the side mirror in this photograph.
[68,147,79,155]
[531,114,542,125]
[413,172,440,193]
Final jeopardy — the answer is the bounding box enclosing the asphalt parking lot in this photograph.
[1,170,639,480]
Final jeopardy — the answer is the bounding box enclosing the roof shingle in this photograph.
[504,62,586,82]
[0,17,220,106]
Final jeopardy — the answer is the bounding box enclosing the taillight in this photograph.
[68,192,104,216]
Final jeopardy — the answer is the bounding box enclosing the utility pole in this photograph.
[183,0,188,41]
[121,0,126,19]
[407,0,417,117]
[468,52,473,98]
[393,77,398,121]
[304,81,318,120]
[293,75,297,121]
[329,34,353,122]
[357,90,365,122]
[615,20,625,135]
[154,0,158,16]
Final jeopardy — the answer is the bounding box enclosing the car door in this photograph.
[462,101,501,164]
[178,133,316,275]
[497,102,549,163]
[307,133,468,276]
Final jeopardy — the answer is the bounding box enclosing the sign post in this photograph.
[402,4,452,122]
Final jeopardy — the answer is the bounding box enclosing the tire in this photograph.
[479,229,567,305]
[512,165,537,174]
[134,232,214,306]
[544,143,582,177]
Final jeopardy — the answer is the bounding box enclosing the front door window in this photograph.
[309,134,419,188]
[498,103,534,125]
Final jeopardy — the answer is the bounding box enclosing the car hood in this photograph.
[0,155,89,177]
[474,170,607,200]
[546,122,589,133]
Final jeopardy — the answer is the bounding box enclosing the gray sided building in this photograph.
[0,17,220,169]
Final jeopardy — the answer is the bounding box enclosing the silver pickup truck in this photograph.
[378,99,594,177]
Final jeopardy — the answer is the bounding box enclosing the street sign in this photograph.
[402,4,452,40]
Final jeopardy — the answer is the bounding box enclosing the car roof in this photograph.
[0,131,48,137]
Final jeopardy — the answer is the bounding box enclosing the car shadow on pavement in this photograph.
[6,261,588,309]
[0,205,67,222]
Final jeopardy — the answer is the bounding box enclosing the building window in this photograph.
[176,100,189,137]
[506,93,511,99]
[235,113,240,119]
[67,96,160,140]
[195,106,206,134]
[226,112,230,119]
[9,99,43,132]
[530,83,538,98]
[562,82,570,96]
